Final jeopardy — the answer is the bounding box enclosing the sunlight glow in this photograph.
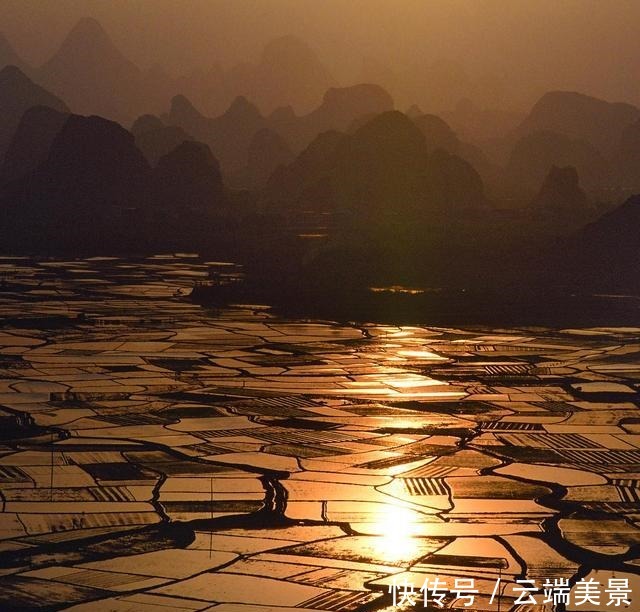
[375,505,422,563]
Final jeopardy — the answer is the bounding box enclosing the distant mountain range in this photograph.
[0,18,337,125]
[516,90,639,156]
[37,17,147,122]
[0,17,639,295]
[162,83,394,184]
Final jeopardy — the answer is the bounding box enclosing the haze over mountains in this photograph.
[0,17,345,126]
[0,32,28,74]
[0,8,639,301]
[0,65,68,159]
[3,12,640,612]
[3,1,640,110]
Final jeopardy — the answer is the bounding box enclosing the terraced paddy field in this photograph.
[0,255,638,610]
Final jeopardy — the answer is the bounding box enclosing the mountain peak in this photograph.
[170,94,204,119]
[532,164,589,214]
[353,110,423,143]
[66,17,110,44]
[46,16,128,67]
[43,16,134,72]
[0,32,27,69]
[0,64,70,157]
[39,17,141,121]
[224,95,261,120]
[518,90,640,155]
[0,64,28,84]
[0,32,27,71]
[0,64,68,114]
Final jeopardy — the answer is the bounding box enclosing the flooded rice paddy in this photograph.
[0,254,638,610]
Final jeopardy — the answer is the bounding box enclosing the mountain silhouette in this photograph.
[568,194,640,292]
[0,113,151,249]
[265,130,345,209]
[211,96,271,182]
[39,17,144,122]
[411,113,495,186]
[441,98,523,142]
[612,119,640,192]
[167,94,266,182]
[581,194,640,252]
[165,84,395,185]
[311,85,394,132]
[332,110,430,212]
[171,64,226,116]
[517,91,640,156]
[38,114,150,207]
[224,35,334,115]
[506,130,608,195]
[269,105,297,124]
[334,111,484,216]
[267,111,484,219]
[8,114,149,218]
[530,165,591,229]
[276,84,394,151]
[150,141,225,210]
[218,95,264,136]
[165,95,209,138]
[0,105,68,185]
[0,33,29,73]
[0,65,69,158]
[131,114,192,166]
[131,114,165,135]
[412,114,461,153]
[245,128,294,190]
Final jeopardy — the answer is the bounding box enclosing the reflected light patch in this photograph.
[387,377,447,388]
[374,505,422,563]
[369,286,426,295]
[396,350,449,361]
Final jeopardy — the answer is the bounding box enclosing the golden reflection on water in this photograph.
[373,505,422,563]
[395,349,448,361]
[369,286,426,295]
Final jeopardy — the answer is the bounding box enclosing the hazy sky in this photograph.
[1,0,639,109]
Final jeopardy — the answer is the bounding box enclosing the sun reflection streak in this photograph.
[374,505,422,563]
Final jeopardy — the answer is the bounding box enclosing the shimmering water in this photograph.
[0,255,638,610]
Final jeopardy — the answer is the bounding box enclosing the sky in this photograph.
[1,0,639,111]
